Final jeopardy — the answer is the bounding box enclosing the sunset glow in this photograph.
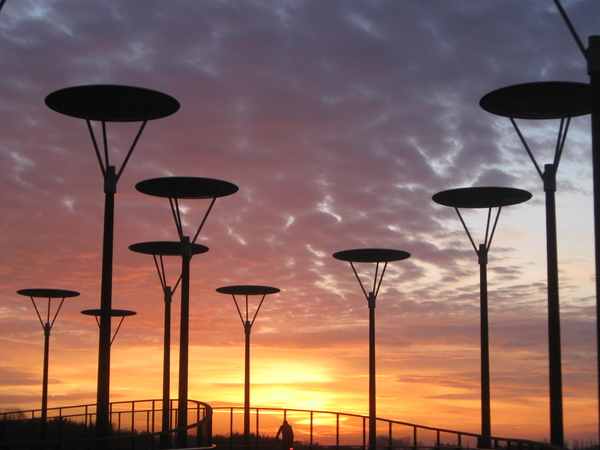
[1,0,599,446]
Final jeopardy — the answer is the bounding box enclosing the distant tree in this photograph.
[0,408,27,420]
[375,434,414,448]
[572,439,599,450]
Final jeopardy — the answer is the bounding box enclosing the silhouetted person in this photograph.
[276,420,294,450]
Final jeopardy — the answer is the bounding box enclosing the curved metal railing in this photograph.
[0,399,212,450]
[1,402,562,450]
[210,406,562,450]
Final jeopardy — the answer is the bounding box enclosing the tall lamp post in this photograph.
[129,241,209,448]
[17,288,80,441]
[432,186,532,448]
[332,248,410,448]
[45,85,179,442]
[480,82,590,447]
[589,34,600,444]
[136,176,238,448]
[216,285,280,446]
[546,4,600,434]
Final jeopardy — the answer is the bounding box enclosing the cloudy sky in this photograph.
[1,0,598,444]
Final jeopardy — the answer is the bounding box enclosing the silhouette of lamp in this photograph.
[45,84,179,441]
[216,285,280,445]
[81,309,137,344]
[136,176,238,448]
[129,241,209,448]
[480,82,591,447]
[17,288,80,441]
[332,248,410,448]
[432,186,531,448]
[540,15,600,437]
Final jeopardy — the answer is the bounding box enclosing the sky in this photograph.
[0,0,599,444]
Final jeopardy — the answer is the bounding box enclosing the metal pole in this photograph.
[542,164,565,446]
[177,237,191,448]
[368,291,376,448]
[478,244,491,449]
[41,323,50,441]
[588,35,600,441]
[244,321,251,446]
[96,166,117,445]
[161,285,172,449]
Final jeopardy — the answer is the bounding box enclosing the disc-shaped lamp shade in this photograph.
[45,85,180,122]
[479,81,591,120]
[333,248,411,263]
[216,285,281,296]
[432,186,532,209]
[17,288,80,299]
[81,309,137,318]
[136,177,239,199]
[129,241,209,256]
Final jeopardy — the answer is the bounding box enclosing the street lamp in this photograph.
[136,176,238,448]
[480,82,591,446]
[432,186,531,448]
[216,285,280,446]
[332,248,410,448]
[17,288,80,440]
[548,3,600,437]
[45,85,179,441]
[81,309,137,345]
[129,241,209,448]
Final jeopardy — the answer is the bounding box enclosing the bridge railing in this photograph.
[0,402,562,450]
[0,399,212,450]
[210,406,562,450]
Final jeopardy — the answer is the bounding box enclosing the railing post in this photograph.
[310,411,314,449]
[362,416,367,450]
[336,413,340,448]
[256,408,260,445]
[29,410,34,441]
[229,407,233,449]
[131,402,135,435]
[173,405,179,445]
[413,426,417,450]
[85,405,90,440]
[207,406,213,448]
[196,411,204,447]
[58,408,64,446]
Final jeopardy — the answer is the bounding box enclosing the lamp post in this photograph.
[332,248,410,448]
[17,288,80,441]
[547,3,600,433]
[433,186,531,448]
[136,176,238,448]
[45,85,179,442]
[216,285,280,446]
[129,241,209,448]
[480,83,591,447]
[81,309,137,345]
[589,35,600,443]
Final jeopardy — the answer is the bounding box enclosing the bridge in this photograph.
[0,399,561,450]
